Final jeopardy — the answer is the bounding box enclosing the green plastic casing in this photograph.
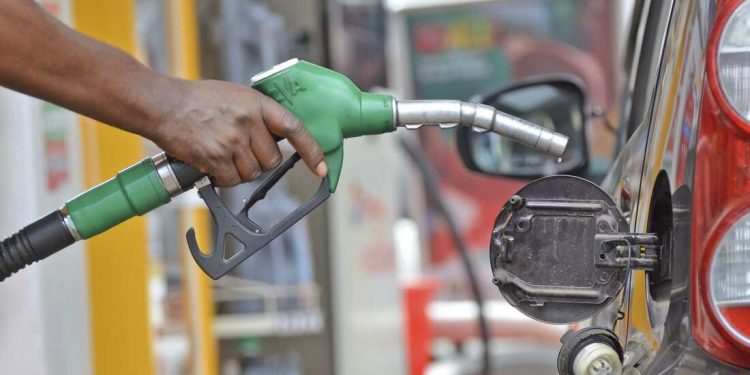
[251,60,395,192]
[65,159,171,239]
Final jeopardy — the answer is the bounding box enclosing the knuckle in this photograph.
[213,176,228,187]
[281,112,304,135]
[194,162,211,175]
[239,155,262,181]
[239,168,261,182]
[258,148,283,171]
[235,113,252,125]
[221,129,242,147]
[266,152,283,169]
[210,161,234,180]
[226,174,241,186]
[207,149,225,163]
[238,165,259,182]
[239,173,253,183]
[212,158,227,171]
[228,133,242,147]
[250,167,262,180]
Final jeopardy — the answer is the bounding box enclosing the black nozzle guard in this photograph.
[186,153,330,279]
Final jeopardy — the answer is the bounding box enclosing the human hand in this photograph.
[152,79,327,187]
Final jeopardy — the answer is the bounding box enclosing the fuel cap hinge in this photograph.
[595,233,661,271]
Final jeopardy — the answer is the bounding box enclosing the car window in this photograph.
[623,0,645,71]
[619,0,670,144]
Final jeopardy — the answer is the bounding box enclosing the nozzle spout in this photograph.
[394,100,568,157]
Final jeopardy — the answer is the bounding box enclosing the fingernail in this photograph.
[315,161,328,177]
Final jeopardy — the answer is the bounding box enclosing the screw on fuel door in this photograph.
[489,175,661,324]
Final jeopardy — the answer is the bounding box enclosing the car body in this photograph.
[459,0,750,372]
[595,0,739,372]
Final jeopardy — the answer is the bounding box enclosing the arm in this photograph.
[0,0,326,186]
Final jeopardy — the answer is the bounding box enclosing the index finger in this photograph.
[260,96,327,177]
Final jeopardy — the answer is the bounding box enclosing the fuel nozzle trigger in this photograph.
[186,153,331,279]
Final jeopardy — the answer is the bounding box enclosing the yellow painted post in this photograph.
[166,0,201,79]
[166,1,219,374]
[180,204,219,375]
[72,1,155,374]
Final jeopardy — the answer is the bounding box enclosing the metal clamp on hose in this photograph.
[152,152,183,198]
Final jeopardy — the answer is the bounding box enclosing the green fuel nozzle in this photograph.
[250,59,394,193]
[0,59,568,281]
[250,59,568,193]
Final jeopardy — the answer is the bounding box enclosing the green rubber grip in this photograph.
[64,158,170,239]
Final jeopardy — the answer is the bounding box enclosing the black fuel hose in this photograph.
[0,210,75,281]
[399,138,491,375]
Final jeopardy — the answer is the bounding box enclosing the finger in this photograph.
[233,147,262,182]
[200,150,242,187]
[212,163,242,187]
[249,125,283,171]
[260,97,327,176]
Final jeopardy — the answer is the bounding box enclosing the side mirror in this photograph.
[457,76,588,179]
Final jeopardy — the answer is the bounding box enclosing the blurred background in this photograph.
[0,0,633,374]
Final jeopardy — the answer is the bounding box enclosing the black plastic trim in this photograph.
[167,157,206,191]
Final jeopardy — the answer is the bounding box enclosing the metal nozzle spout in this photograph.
[394,100,569,157]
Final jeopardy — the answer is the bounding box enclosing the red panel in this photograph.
[403,279,440,375]
[721,307,750,337]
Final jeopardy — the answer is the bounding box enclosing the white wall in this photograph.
[330,133,407,375]
[0,20,92,373]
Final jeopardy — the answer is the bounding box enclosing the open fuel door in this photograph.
[490,175,660,324]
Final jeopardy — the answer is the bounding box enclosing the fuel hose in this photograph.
[0,154,203,281]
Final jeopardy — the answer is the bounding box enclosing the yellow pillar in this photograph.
[166,1,219,374]
[72,1,155,374]
[166,0,201,79]
[180,205,219,375]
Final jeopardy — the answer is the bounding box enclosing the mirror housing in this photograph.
[457,75,589,179]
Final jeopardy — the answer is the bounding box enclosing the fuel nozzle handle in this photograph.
[394,100,568,157]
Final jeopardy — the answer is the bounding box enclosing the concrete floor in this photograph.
[427,340,559,375]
